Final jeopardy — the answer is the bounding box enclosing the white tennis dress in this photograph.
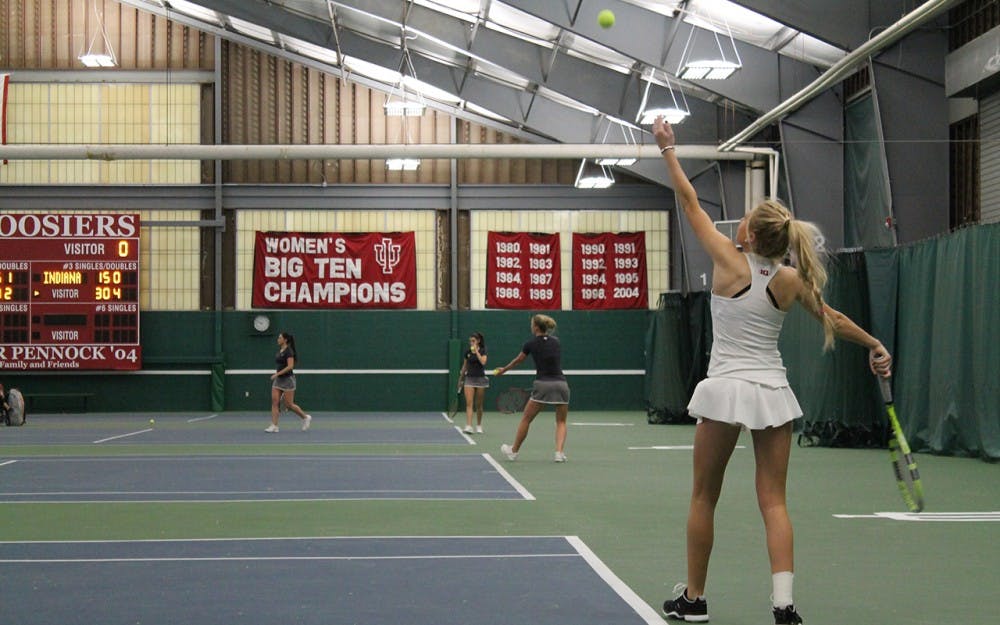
[687,253,803,430]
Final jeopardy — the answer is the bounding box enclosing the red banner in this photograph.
[572,232,648,309]
[252,231,416,309]
[485,232,560,309]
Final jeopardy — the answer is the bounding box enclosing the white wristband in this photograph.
[660,145,675,154]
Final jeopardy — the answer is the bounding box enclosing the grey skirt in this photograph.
[464,375,490,389]
[530,379,570,404]
[272,374,297,391]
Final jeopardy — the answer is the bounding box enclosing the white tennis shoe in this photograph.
[264,424,279,433]
[500,444,518,461]
[302,415,312,431]
[554,451,567,463]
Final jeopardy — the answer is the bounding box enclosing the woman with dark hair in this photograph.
[460,331,489,434]
[266,331,312,433]
[653,116,891,625]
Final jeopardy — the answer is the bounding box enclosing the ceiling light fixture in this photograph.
[574,159,615,189]
[636,69,689,125]
[78,0,117,68]
[596,118,639,167]
[677,16,742,80]
[384,41,426,117]
[385,157,421,171]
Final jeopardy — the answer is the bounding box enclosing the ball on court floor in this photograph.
[597,9,615,29]
[149,419,155,425]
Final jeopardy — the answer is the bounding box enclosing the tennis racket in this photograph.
[5,388,25,426]
[496,387,530,414]
[448,373,465,419]
[878,376,924,512]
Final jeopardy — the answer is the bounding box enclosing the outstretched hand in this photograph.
[651,115,675,151]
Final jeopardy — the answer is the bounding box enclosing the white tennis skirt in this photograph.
[687,377,802,430]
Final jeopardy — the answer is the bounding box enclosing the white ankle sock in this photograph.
[772,571,794,608]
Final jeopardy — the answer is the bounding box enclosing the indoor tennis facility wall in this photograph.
[4,309,648,414]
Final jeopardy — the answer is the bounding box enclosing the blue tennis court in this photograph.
[0,412,470,446]
[0,536,661,625]
[0,453,528,502]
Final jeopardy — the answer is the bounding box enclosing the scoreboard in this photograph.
[0,213,141,371]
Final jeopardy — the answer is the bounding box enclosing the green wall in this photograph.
[4,310,650,413]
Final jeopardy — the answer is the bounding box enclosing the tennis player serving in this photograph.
[652,116,891,625]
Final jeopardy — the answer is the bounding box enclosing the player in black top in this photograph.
[265,332,313,433]
[459,332,489,434]
[494,314,570,462]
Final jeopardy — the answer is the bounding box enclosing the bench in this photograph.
[21,392,95,413]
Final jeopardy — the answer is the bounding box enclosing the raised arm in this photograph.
[652,116,737,265]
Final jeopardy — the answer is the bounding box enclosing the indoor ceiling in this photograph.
[115,0,857,182]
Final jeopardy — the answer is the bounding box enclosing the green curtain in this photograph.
[781,252,883,445]
[644,292,710,423]
[895,224,1000,459]
[645,224,998,459]
[845,95,895,249]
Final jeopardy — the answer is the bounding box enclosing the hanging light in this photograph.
[385,158,420,171]
[78,0,117,68]
[676,15,742,80]
[636,69,689,125]
[384,43,426,117]
[574,159,615,189]
[596,118,639,167]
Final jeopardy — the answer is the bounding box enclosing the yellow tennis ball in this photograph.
[149,419,155,425]
[493,368,502,375]
[597,9,615,29]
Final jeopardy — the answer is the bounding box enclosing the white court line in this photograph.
[2,553,579,564]
[567,536,663,624]
[482,453,535,501]
[0,460,17,467]
[441,411,454,424]
[834,511,1000,522]
[571,422,634,427]
[187,413,218,423]
[628,445,747,451]
[93,429,153,444]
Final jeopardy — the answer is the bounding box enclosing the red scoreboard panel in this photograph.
[0,214,141,371]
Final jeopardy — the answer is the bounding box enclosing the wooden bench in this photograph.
[22,392,95,413]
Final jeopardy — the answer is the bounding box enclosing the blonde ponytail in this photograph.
[787,220,836,351]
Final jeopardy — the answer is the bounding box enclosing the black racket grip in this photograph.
[878,376,893,404]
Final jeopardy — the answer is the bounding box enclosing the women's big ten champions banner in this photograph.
[486,231,560,309]
[252,232,416,309]
[572,232,647,309]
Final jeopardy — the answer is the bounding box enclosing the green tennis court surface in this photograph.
[1,410,997,624]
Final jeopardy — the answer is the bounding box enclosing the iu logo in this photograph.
[374,237,402,274]
[759,268,770,276]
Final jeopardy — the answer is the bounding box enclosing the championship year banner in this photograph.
[486,231,560,309]
[252,231,416,309]
[572,232,648,309]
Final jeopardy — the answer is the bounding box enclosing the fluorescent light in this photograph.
[384,98,426,116]
[574,160,614,189]
[596,157,637,166]
[638,107,689,125]
[78,53,116,68]
[679,60,741,80]
[386,158,421,171]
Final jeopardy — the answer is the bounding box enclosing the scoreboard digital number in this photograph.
[0,213,142,371]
